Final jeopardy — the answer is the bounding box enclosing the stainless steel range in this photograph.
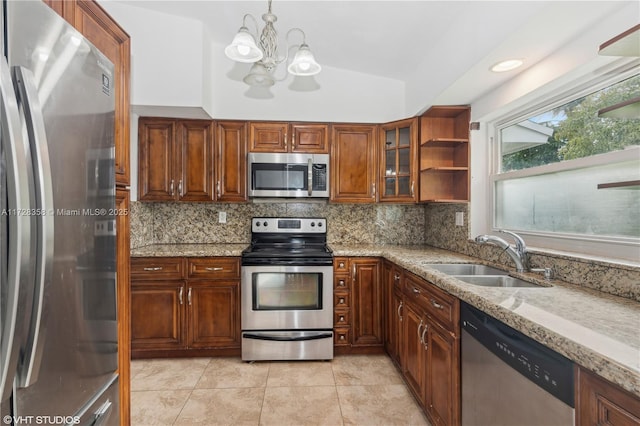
[241,217,334,361]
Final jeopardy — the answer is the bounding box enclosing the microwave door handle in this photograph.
[308,158,313,196]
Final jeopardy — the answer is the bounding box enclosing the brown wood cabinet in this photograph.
[333,257,384,353]
[138,118,214,202]
[330,124,378,203]
[383,261,403,366]
[249,122,329,153]
[403,270,461,426]
[379,118,418,202]
[576,367,640,426]
[216,121,247,202]
[131,257,241,358]
[419,106,470,202]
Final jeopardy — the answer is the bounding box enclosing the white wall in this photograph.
[468,1,640,239]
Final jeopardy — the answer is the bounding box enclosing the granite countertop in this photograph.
[131,243,640,397]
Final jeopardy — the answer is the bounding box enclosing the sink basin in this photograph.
[454,275,544,288]
[423,263,508,276]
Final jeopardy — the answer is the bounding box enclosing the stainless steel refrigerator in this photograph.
[1,1,119,424]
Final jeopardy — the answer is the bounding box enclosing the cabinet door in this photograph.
[403,301,426,401]
[73,1,130,186]
[131,282,186,351]
[379,118,418,202]
[291,123,329,153]
[249,122,288,152]
[138,118,176,201]
[331,124,377,203]
[216,121,247,202]
[351,258,382,346]
[425,324,460,426]
[176,120,214,201]
[577,367,640,426]
[187,281,240,349]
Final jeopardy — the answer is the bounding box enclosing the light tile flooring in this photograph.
[130,354,430,425]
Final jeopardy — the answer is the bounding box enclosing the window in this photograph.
[491,72,640,261]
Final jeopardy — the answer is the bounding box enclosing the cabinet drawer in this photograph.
[404,272,458,332]
[187,257,240,279]
[334,291,350,309]
[334,309,350,327]
[131,257,185,280]
[334,258,349,273]
[334,327,351,346]
[334,275,350,290]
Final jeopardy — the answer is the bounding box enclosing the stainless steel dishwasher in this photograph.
[461,302,575,425]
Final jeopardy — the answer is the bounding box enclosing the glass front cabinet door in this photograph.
[379,118,418,202]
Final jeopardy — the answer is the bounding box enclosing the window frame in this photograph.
[485,65,640,263]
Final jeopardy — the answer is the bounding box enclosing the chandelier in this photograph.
[224,0,321,87]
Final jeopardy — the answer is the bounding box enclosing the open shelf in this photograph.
[597,180,640,190]
[421,138,469,146]
[598,96,640,119]
[598,24,640,57]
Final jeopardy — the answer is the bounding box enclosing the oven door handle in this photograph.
[243,332,333,342]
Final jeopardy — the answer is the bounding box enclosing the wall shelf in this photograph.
[598,96,640,119]
[598,24,640,57]
[597,180,640,190]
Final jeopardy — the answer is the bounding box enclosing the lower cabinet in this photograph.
[576,366,640,425]
[130,257,240,357]
[333,257,384,353]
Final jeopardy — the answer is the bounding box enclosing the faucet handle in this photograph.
[498,229,526,252]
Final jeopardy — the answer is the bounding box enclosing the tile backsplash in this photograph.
[130,201,639,301]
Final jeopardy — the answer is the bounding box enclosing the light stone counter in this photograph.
[131,243,248,257]
[131,243,640,397]
[332,244,640,398]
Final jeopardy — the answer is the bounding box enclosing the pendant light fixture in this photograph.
[224,0,321,87]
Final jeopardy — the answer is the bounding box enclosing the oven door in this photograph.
[241,264,333,330]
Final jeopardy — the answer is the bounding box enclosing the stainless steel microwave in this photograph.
[248,153,330,198]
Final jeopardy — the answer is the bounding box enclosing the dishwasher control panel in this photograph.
[461,302,574,407]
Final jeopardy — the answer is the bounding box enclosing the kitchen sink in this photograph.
[423,263,508,276]
[454,275,545,288]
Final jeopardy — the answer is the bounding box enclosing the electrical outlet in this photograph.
[455,212,464,227]
[219,211,227,224]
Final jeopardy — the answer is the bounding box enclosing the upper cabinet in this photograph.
[419,106,470,203]
[216,121,247,202]
[379,118,418,203]
[249,122,329,153]
[331,124,378,203]
[597,24,640,120]
[63,1,131,187]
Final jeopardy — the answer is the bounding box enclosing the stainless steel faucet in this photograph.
[475,230,528,272]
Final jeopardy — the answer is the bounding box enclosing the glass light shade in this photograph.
[243,63,275,87]
[287,44,321,76]
[225,28,263,63]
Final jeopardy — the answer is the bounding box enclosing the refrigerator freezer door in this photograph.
[6,0,118,418]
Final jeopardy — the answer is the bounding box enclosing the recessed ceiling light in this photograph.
[490,59,524,73]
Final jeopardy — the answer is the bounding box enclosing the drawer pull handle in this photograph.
[205,267,224,271]
[188,287,192,305]
[339,262,345,268]
[394,274,400,281]
[339,316,345,322]
[338,280,345,286]
[397,301,403,321]
[412,287,421,294]
[143,267,163,271]
[178,287,183,305]
[417,319,424,344]
[430,299,444,310]
[340,335,345,340]
[339,298,345,304]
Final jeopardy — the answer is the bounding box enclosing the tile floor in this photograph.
[130,354,431,425]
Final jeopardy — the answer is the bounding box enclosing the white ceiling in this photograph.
[109,0,634,112]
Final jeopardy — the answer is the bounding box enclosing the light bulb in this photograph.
[237,45,250,56]
[299,62,310,71]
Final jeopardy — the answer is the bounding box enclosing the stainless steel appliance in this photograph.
[241,218,333,360]
[248,153,329,198]
[1,1,118,424]
[461,302,574,425]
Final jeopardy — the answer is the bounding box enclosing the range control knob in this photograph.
[263,221,268,227]
[255,221,261,227]
[311,222,316,227]
[318,222,323,227]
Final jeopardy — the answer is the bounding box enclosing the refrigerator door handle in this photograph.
[91,399,114,426]
[12,66,54,388]
[0,59,34,401]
